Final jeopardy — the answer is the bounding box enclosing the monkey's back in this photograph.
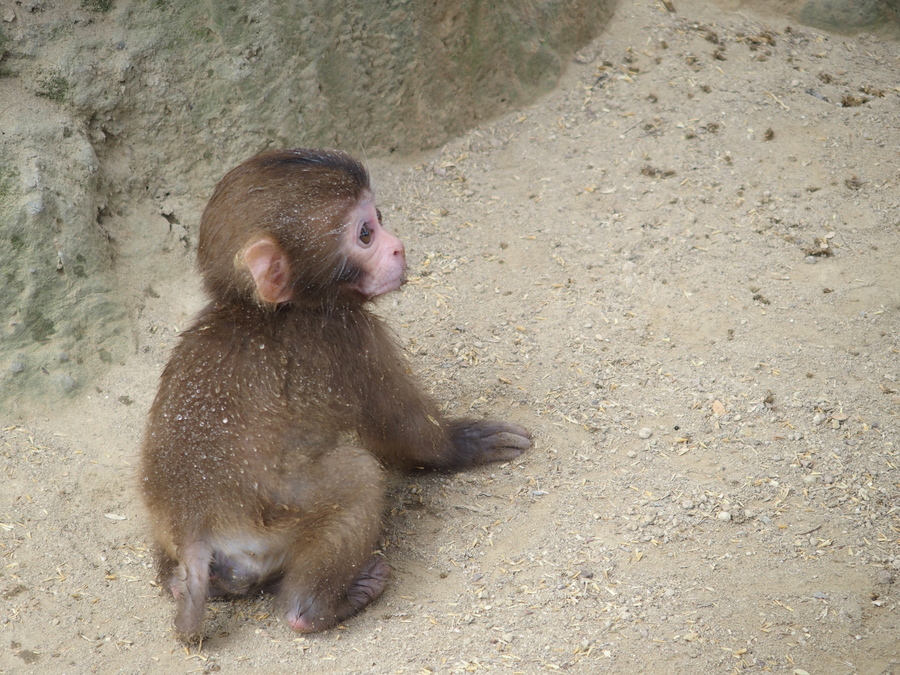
[139,302,381,545]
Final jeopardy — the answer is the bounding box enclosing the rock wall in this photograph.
[0,0,616,405]
[710,0,899,33]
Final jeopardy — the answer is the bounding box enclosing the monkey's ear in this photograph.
[242,237,294,305]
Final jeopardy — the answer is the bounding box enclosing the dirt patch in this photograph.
[2,0,899,673]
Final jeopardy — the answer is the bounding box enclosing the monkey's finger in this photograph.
[486,431,533,451]
[477,443,528,463]
[476,421,532,440]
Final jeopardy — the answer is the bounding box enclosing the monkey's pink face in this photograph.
[343,198,407,299]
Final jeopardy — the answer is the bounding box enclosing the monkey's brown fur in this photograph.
[140,149,531,641]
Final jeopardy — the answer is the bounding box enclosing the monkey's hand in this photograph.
[447,420,532,468]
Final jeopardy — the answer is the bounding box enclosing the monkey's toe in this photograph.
[346,557,391,611]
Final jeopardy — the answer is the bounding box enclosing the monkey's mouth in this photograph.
[366,275,407,299]
[349,273,407,301]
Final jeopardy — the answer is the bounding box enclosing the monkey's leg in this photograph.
[168,540,214,641]
[276,446,389,632]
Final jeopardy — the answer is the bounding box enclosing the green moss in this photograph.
[72,253,87,278]
[192,26,217,42]
[3,271,24,297]
[0,167,16,204]
[24,308,56,342]
[36,74,69,102]
[82,0,114,12]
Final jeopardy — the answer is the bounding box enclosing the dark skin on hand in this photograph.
[140,149,532,643]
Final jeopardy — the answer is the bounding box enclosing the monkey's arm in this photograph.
[363,391,531,470]
[358,326,531,470]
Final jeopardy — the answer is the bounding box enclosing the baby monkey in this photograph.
[140,149,531,641]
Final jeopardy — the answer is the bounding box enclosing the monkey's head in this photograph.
[197,149,406,309]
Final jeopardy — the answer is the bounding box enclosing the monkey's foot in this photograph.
[346,557,391,611]
[284,557,391,632]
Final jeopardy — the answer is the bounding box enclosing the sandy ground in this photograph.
[3,1,900,673]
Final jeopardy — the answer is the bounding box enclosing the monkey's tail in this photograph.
[173,540,213,642]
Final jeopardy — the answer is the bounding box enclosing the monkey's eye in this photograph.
[359,224,373,245]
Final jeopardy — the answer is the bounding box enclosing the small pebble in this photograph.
[813,412,826,425]
[804,256,818,264]
[681,500,695,510]
[55,374,77,393]
[638,427,652,439]
[9,360,24,374]
[717,511,732,522]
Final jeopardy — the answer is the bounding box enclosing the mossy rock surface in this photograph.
[0,0,615,405]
